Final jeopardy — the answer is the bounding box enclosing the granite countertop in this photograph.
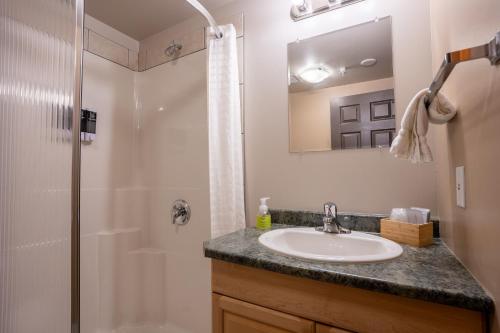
[204,224,494,313]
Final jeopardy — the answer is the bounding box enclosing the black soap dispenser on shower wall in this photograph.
[81,109,97,143]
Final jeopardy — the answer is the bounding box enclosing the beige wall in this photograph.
[290,78,394,152]
[210,0,437,219]
[429,1,500,331]
[97,0,438,219]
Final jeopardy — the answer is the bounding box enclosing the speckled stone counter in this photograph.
[204,224,493,313]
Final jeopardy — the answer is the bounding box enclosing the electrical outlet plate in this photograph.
[456,166,465,208]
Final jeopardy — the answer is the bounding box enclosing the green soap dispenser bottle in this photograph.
[256,197,272,230]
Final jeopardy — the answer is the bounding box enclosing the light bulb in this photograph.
[291,0,305,6]
[291,0,307,12]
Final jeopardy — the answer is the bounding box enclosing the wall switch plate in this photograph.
[456,166,465,208]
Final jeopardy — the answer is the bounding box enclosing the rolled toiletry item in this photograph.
[427,92,457,124]
[411,207,431,224]
[390,208,408,222]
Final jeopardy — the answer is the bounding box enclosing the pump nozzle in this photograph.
[259,197,271,215]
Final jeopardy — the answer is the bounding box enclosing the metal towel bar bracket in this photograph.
[425,31,500,108]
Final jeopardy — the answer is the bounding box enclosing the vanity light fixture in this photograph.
[291,0,310,17]
[291,0,307,10]
[291,0,366,21]
[299,66,331,84]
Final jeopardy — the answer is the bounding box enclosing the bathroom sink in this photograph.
[258,228,403,263]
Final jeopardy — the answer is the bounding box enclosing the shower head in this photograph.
[165,41,183,57]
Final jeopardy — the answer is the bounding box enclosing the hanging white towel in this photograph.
[208,25,246,238]
[390,89,456,163]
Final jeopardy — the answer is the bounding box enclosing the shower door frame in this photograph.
[71,0,85,332]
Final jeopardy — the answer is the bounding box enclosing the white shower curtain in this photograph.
[208,24,246,238]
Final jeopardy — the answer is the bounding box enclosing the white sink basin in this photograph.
[258,228,403,263]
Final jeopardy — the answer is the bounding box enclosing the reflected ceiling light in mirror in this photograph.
[299,66,331,84]
[360,58,377,67]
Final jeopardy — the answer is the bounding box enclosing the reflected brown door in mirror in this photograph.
[330,89,395,150]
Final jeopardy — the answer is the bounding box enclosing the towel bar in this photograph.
[426,31,500,108]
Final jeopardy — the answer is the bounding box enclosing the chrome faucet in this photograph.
[317,202,351,234]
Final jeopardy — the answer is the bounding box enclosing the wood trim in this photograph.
[212,260,486,333]
[213,293,314,333]
[213,294,224,333]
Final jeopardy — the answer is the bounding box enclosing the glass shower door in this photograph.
[0,0,83,332]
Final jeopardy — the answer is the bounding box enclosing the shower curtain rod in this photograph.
[185,0,223,38]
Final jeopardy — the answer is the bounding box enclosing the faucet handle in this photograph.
[324,203,330,216]
[323,202,337,218]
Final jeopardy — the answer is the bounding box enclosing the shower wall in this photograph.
[81,12,243,332]
[81,49,149,333]
[135,50,212,333]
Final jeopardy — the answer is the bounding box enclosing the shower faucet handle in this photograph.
[172,200,191,226]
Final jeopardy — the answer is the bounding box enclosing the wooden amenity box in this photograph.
[380,218,433,247]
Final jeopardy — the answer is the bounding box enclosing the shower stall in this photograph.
[81,47,211,333]
[0,0,245,332]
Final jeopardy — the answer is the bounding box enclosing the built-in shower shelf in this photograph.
[128,248,166,255]
[96,227,142,236]
[94,226,166,329]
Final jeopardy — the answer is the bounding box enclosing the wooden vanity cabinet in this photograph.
[316,324,352,333]
[212,294,352,333]
[213,294,315,333]
[211,260,487,333]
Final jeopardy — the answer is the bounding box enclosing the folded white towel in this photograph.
[390,89,456,163]
[427,93,457,124]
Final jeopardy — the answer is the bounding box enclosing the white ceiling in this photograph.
[288,17,393,93]
[85,0,235,40]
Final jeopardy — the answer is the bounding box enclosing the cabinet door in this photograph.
[213,294,314,333]
[316,323,353,333]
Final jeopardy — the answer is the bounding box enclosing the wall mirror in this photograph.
[288,17,395,153]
